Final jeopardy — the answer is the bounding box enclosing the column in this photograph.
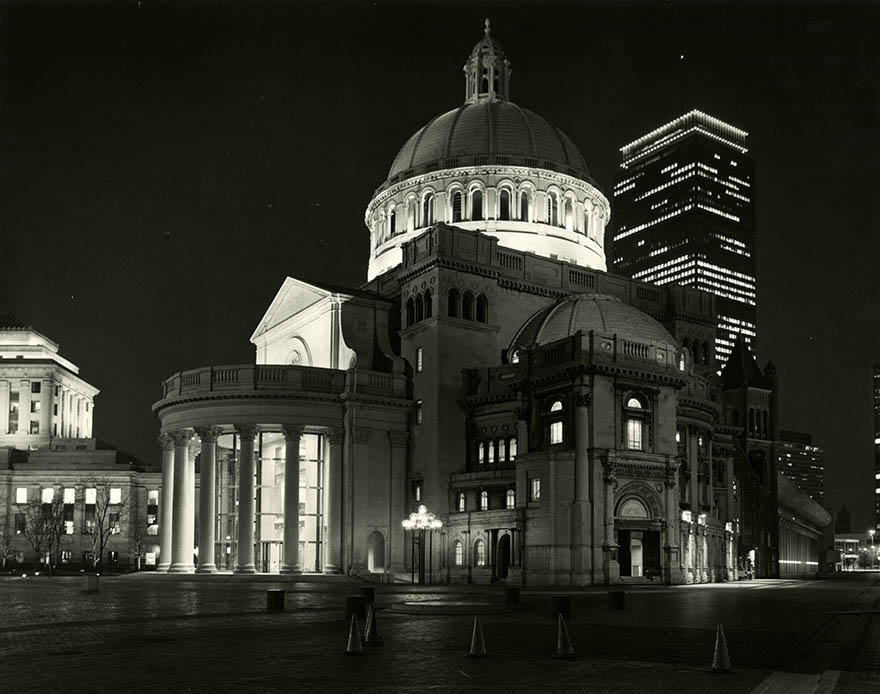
[40,379,51,438]
[281,425,305,574]
[515,405,529,454]
[234,424,257,574]
[570,389,591,582]
[194,426,222,574]
[601,457,619,584]
[169,429,195,573]
[19,380,30,435]
[663,456,682,584]
[349,426,371,572]
[323,427,344,573]
[388,430,408,575]
[156,434,175,572]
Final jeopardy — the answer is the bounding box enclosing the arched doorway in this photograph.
[495,533,511,581]
[616,496,661,579]
[367,531,385,573]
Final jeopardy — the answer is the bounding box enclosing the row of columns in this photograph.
[156,424,344,575]
[0,378,93,438]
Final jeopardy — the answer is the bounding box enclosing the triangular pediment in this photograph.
[251,277,338,343]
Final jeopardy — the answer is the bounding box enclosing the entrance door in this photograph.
[645,531,661,578]
[496,534,511,580]
[618,530,632,577]
[630,538,643,577]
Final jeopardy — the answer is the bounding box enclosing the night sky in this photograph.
[3,2,878,531]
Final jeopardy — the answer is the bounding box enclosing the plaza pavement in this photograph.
[1,571,878,693]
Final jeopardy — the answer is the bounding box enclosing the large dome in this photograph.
[510,294,678,352]
[384,101,594,188]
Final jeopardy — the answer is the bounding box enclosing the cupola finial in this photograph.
[463,20,511,104]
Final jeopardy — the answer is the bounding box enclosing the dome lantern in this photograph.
[463,19,511,104]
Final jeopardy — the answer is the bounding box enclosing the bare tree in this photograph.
[20,495,66,574]
[84,478,130,572]
[0,496,12,570]
[128,521,148,571]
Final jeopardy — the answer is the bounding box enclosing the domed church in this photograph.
[152,23,826,584]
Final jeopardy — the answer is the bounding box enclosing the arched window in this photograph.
[471,190,483,220]
[583,210,591,237]
[508,438,517,460]
[624,393,648,451]
[474,539,486,566]
[415,294,424,322]
[406,198,416,232]
[454,540,463,566]
[405,298,415,327]
[462,292,474,321]
[476,295,488,323]
[549,399,564,445]
[546,191,559,226]
[452,191,463,223]
[447,289,459,318]
[458,492,466,513]
[422,193,434,226]
[506,489,515,509]
[487,441,495,465]
[481,76,489,93]
[499,189,511,220]
[564,198,574,231]
[509,349,520,364]
[389,208,396,236]
[477,442,485,466]
[424,289,433,318]
[498,439,507,462]
[520,191,530,221]
[748,408,756,434]
[480,490,488,511]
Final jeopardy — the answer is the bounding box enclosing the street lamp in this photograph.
[402,505,443,585]
[869,529,875,570]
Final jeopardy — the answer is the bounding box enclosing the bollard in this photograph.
[551,594,571,620]
[504,586,520,606]
[345,595,367,623]
[82,574,99,593]
[266,589,285,611]
[360,586,375,605]
[608,589,626,609]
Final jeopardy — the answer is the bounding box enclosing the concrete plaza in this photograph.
[1,572,878,693]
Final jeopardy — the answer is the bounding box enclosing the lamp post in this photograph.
[401,505,443,585]
[869,529,875,570]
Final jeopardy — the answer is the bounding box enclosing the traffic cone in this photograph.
[467,615,487,657]
[710,623,732,673]
[344,614,364,655]
[363,605,383,647]
[555,613,575,659]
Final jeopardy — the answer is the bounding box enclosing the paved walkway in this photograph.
[1,573,878,692]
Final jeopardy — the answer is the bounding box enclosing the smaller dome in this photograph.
[510,294,677,352]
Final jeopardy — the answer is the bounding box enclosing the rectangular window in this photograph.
[109,488,122,505]
[31,382,41,394]
[63,487,75,504]
[61,550,72,563]
[626,419,643,450]
[29,421,40,434]
[414,484,421,502]
[415,400,423,425]
[85,488,97,505]
[30,400,41,413]
[8,390,19,434]
[15,513,25,534]
[530,477,541,502]
[550,421,563,445]
[147,490,159,527]
[41,487,54,504]
[64,521,74,535]
[15,487,27,504]
[110,513,121,534]
[53,403,58,415]
[415,347,423,372]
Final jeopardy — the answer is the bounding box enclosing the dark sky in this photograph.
[3,2,878,530]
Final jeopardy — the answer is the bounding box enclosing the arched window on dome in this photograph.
[508,437,517,460]
[389,208,397,237]
[447,288,460,318]
[583,208,591,238]
[415,293,424,322]
[452,191,463,223]
[405,298,415,327]
[406,198,416,232]
[476,295,488,323]
[471,189,483,220]
[498,439,507,463]
[499,189,511,220]
[520,191,530,221]
[422,193,435,226]
[462,292,475,321]
[564,198,574,232]
[546,191,559,226]
[506,489,515,509]
[424,289,433,318]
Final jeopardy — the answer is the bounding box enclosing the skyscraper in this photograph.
[777,430,825,505]
[874,363,880,529]
[611,110,757,368]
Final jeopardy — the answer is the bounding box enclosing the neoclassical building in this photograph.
[152,24,827,583]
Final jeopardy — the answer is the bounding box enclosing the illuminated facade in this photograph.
[776,430,825,505]
[611,111,757,368]
[152,25,826,584]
